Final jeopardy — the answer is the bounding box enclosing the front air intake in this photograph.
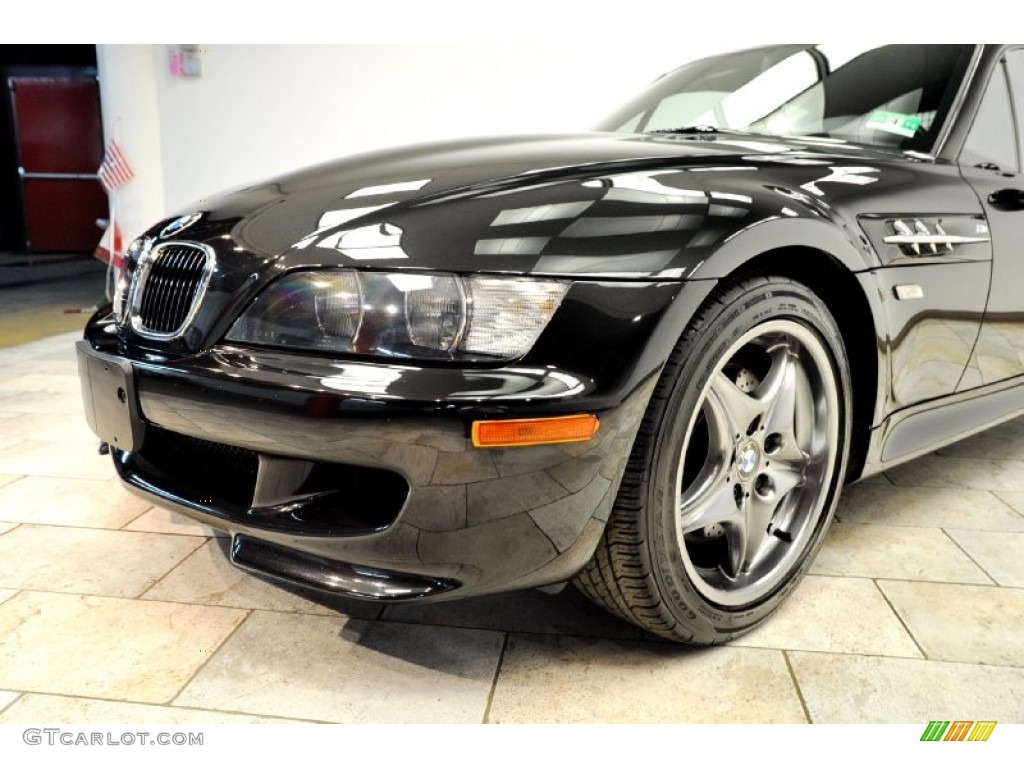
[131,242,212,337]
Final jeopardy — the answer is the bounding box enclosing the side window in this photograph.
[960,63,1019,174]
[1006,49,1024,162]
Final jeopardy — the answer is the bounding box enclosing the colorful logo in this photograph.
[921,721,997,742]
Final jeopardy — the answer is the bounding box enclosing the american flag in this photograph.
[97,139,134,192]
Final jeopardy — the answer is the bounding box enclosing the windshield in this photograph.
[598,44,976,153]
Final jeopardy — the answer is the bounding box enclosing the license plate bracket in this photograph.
[76,340,145,453]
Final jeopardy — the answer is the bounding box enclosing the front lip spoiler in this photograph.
[229,535,461,601]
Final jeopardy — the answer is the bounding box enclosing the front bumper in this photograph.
[79,319,672,602]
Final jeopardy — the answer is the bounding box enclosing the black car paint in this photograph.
[82,44,1024,602]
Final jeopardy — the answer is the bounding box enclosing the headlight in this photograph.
[226,269,569,361]
[112,237,150,323]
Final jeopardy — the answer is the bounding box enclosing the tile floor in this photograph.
[0,332,1022,724]
[0,253,106,348]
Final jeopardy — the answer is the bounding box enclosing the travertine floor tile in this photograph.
[383,585,642,640]
[0,391,85,415]
[0,474,19,489]
[0,476,150,529]
[731,576,920,657]
[878,580,1024,666]
[0,522,15,536]
[10,358,76,376]
[992,491,1024,517]
[124,507,224,537]
[0,690,18,713]
[790,652,1024,723]
[0,525,204,597]
[0,440,114,480]
[886,455,1024,491]
[946,529,1024,587]
[25,334,80,360]
[810,523,992,583]
[13,331,79,353]
[0,373,81,395]
[0,592,246,703]
[0,589,16,605]
[0,410,96,444]
[144,540,380,619]
[175,611,502,723]
[488,635,806,723]
[0,694,303,724]
[837,484,1024,531]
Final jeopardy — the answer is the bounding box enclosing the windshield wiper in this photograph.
[649,125,727,135]
[648,125,770,138]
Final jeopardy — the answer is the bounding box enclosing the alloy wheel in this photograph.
[674,319,840,607]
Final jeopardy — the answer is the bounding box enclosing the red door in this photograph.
[9,76,108,253]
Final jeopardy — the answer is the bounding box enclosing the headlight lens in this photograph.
[226,269,568,361]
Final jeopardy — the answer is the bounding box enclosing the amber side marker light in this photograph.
[472,414,600,448]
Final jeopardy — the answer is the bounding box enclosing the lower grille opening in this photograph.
[125,426,408,535]
[133,427,258,512]
[262,462,409,533]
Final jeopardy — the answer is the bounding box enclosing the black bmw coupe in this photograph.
[79,44,1024,644]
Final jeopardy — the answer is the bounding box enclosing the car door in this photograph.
[7,75,108,252]
[958,47,1024,389]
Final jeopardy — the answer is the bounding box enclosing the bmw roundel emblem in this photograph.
[160,212,203,239]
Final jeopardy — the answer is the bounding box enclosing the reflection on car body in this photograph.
[79,44,1024,643]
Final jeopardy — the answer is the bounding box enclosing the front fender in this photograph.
[690,214,880,279]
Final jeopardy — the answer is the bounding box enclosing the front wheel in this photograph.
[576,276,851,644]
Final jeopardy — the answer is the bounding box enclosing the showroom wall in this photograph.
[96,44,735,242]
[95,46,166,245]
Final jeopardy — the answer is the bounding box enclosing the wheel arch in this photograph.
[687,215,880,279]
[577,267,870,641]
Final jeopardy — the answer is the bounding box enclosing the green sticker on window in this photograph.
[867,111,923,138]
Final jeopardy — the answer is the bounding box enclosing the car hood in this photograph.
[178,131,885,265]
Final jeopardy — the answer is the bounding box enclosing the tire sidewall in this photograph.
[647,278,852,642]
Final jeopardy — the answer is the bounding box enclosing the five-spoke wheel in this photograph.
[576,276,850,643]
[676,319,840,606]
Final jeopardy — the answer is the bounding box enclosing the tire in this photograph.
[576,275,851,644]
